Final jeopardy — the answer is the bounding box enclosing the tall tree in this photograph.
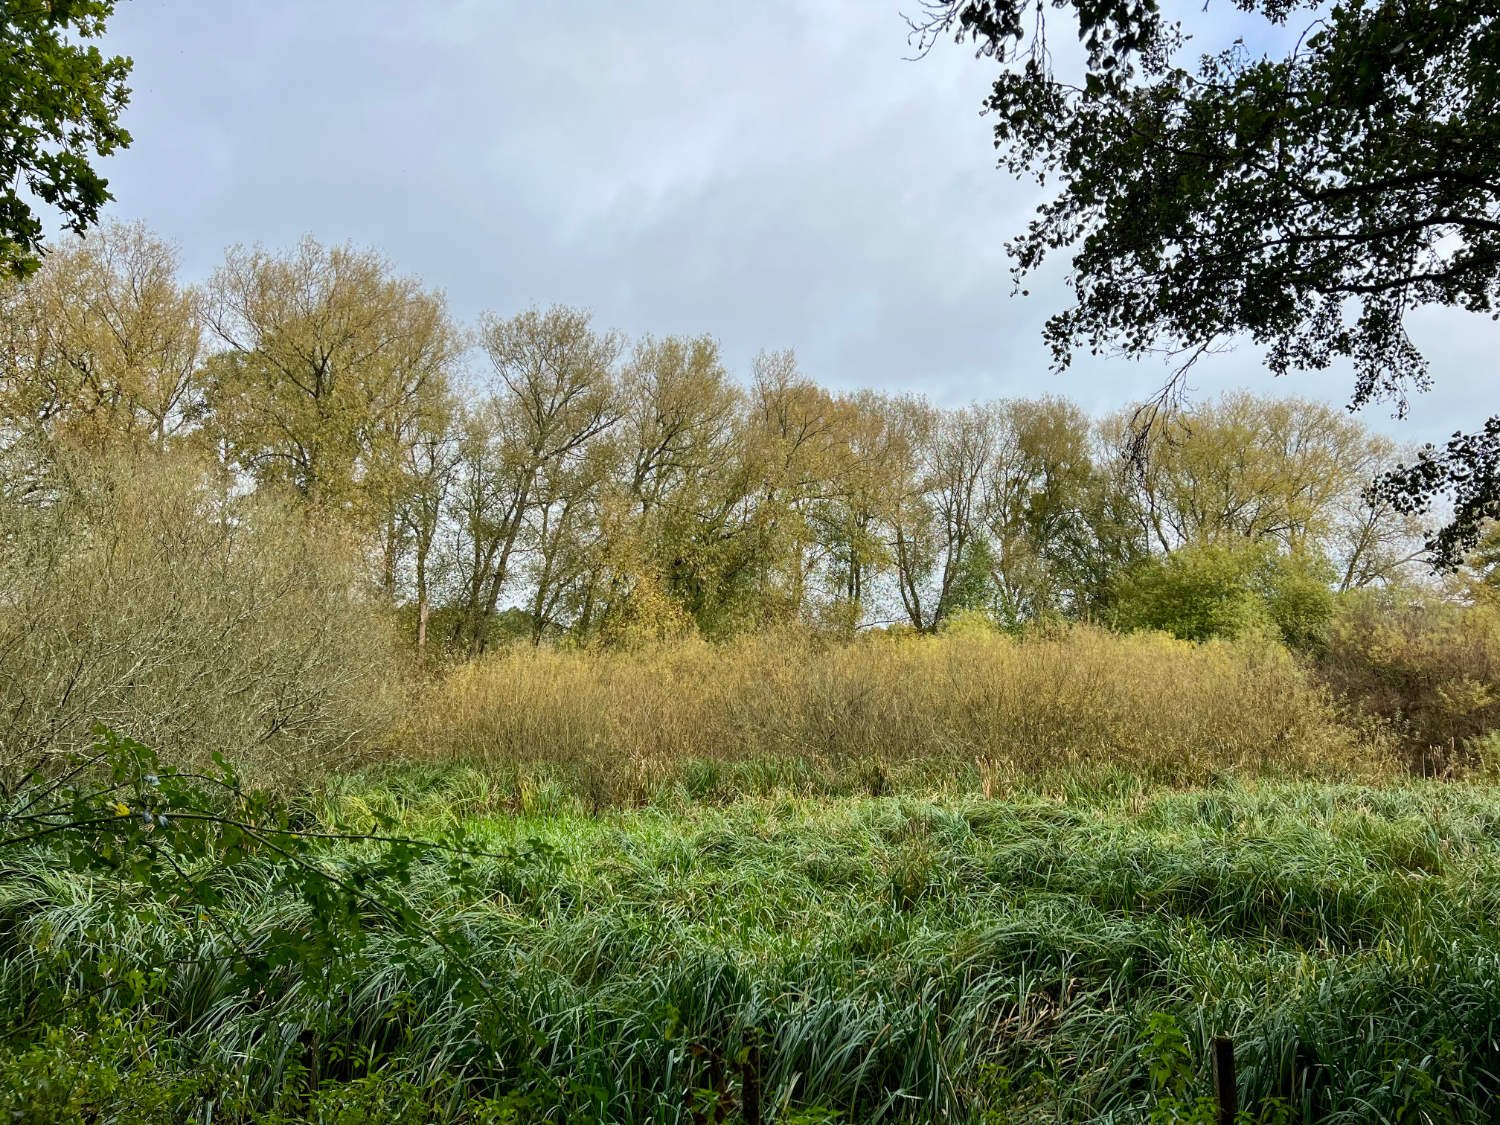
[811,390,910,624]
[0,221,203,451]
[392,388,459,648]
[584,334,742,636]
[0,0,132,276]
[1107,394,1366,551]
[523,437,615,644]
[883,396,942,631]
[1104,392,1413,564]
[617,335,739,517]
[984,397,1137,623]
[927,403,1002,627]
[742,351,852,624]
[203,237,460,537]
[1095,392,1423,608]
[919,0,1499,563]
[447,306,620,652]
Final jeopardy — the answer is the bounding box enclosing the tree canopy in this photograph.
[0,224,1437,658]
[918,0,1499,564]
[0,1,133,278]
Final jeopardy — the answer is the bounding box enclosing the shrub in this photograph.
[1317,590,1500,774]
[0,448,401,787]
[1112,540,1335,650]
[0,1021,198,1124]
[402,625,1381,797]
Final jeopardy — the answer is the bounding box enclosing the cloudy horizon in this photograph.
[87,0,1492,443]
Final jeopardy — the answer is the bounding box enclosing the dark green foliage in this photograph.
[0,1,133,277]
[0,1021,201,1123]
[1378,419,1500,568]
[921,0,1500,564]
[937,531,997,620]
[0,728,501,1070]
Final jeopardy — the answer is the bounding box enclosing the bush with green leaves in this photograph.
[1113,540,1336,650]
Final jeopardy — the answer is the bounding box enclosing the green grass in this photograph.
[5,771,1500,1121]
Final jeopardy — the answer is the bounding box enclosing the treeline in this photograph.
[0,223,1431,654]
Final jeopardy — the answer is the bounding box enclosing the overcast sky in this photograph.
[93,1,1490,445]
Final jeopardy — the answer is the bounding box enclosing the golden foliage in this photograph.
[1318,592,1500,775]
[405,626,1384,795]
[0,449,402,786]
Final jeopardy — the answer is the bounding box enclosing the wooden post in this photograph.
[1213,1035,1238,1125]
[739,1038,762,1125]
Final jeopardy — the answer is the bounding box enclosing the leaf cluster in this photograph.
[927,0,1500,563]
[0,1,132,277]
[0,725,499,1038]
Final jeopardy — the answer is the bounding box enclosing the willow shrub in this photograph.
[404,626,1385,798]
[1318,590,1500,775]
[0,449,402,789]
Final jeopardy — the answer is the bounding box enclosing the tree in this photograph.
[1100,392,1423,593]
[881,395,942,631]
[926,403,1001,627]
[617,335,739,517]
[1113,538,1336,650]
[446,306,620,652]
[983,397,1137,623]
[811,390,910,624]
[918,0,1500,563]
[0,0,133,277]
[0,222,204,452]
[1105,393,1393,552]
[392,388,459,649]
[580,333,742,638]
[882,399,998,632]
[523,436,615,644]
[203,238,460,539]
[739,351,850,625]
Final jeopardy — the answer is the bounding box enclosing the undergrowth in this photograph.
[3,757,1499,1122]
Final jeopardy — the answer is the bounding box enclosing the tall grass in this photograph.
[403,627,1386,796]
[5,778,1500,1121]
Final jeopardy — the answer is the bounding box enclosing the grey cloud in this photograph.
[99,0,1493,445]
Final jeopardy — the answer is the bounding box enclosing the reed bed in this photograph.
[402,627,1387,797]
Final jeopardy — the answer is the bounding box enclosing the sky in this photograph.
[89,0,1491,445]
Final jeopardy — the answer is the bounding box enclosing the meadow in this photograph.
[4,624,1500,1123]
[7,763,1500,1123]
[8,621,1500,1122]
[0,525,1494,1122]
